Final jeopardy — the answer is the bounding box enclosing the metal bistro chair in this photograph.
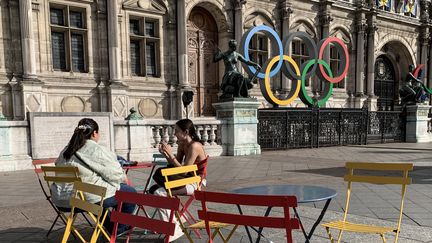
[322,162,413,243]
[109,190,181,243]
[194,190,300,243]
[39,165,92,237]
[162,164,204,242]
[61,181,110,243]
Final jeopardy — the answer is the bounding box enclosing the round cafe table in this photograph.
[231,185,338,243]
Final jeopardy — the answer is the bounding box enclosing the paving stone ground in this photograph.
[1,143,432,242]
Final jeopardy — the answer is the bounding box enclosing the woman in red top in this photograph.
[152,118,208,241]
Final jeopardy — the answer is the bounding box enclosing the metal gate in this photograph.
[258,108,405,150]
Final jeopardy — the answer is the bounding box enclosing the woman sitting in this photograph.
[150,118,208,241]
[51,118,136,235]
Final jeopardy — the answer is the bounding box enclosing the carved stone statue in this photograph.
[400,64,429,104]
[213,39,261,100]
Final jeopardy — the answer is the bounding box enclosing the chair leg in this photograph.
[336,229,344,243]
[226,225,238,242]
[325,227,335,243]
[177,212,194,243]
[380,233,386,243]
[81,212,93,226]
[62,214,82,243]
[209,229,219,243]
[46,214,60,237]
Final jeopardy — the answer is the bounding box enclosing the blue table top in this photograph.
[231,185,337,203]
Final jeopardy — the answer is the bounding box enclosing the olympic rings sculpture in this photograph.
[240,25,349,107]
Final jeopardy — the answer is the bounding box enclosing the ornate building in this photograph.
[0,0,431,121]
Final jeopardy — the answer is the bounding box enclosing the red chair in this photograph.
[194,190,300,243]
[109,190,181,243]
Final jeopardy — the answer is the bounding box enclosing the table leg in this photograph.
[143,164,157,193]
[307,198,331,240]
[236,205,254,243]
[255,206,272,243]
[294,199,332,243]
[293,207,310,243]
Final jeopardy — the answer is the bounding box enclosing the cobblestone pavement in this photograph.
[1,143,432,242]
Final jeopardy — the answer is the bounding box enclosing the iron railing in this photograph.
[258,108,405,150]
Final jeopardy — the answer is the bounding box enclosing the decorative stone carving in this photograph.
[234,0,247,9]
[113,96,128,117]
[138,98,158,118]
[26,93,41,112]
[355,21,368,32]
[61,96,85,112]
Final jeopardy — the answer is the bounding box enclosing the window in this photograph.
[292,39,310,86]
[330,45,344,88]
[50,6,87,72]
[248,34,268,69]
[129,17,160,77]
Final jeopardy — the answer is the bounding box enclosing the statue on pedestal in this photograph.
[213,39,261,100]
[400,65,430,104]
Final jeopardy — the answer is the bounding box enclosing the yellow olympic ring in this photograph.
[264,55,301,106]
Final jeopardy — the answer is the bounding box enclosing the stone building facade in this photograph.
[0,0,431,121]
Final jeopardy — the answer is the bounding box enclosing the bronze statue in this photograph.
[400,65,429,104]
[213,39,261,99]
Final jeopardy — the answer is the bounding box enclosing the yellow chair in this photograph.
[161,164,232,243]
[61,181,110,243]
[40,166,91,238]
[321,162,413,243]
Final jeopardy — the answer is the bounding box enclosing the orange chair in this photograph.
[194,190,300,243]
[109,190,181,243]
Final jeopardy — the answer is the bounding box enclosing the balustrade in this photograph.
[148,120,221,147]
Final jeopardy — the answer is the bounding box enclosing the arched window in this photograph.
[330,44,344,88]
[292,39,310,86]
[248,34,268,68]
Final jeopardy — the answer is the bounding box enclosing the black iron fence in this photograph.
[258,107,406,150]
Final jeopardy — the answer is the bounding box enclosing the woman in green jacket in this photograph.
[52,118,135,234]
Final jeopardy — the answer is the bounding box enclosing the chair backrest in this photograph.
[161,164,202,197]
[343,162,413,241]
[70,181,107,217]
[41,166,81,200]
[195,190,300,243]
[41,166,81,184]
[110,191,180,243]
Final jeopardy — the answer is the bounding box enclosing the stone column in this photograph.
[317,0,333,96]
[366,13,377,110]
[354,13,367,108]
[107,0,122,84]
[280,1,293,95]
[107,1,128,118]
[19,0,36,80]
[177,0,188,88]
[420,0,431,89]
[234,0,245,44]
[176,0,194,118]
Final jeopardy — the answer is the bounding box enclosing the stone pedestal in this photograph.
[213,99,261,156]
[406,104,431,143]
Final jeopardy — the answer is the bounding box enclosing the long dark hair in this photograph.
[175,119,202,144]
[63,118,99,160]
